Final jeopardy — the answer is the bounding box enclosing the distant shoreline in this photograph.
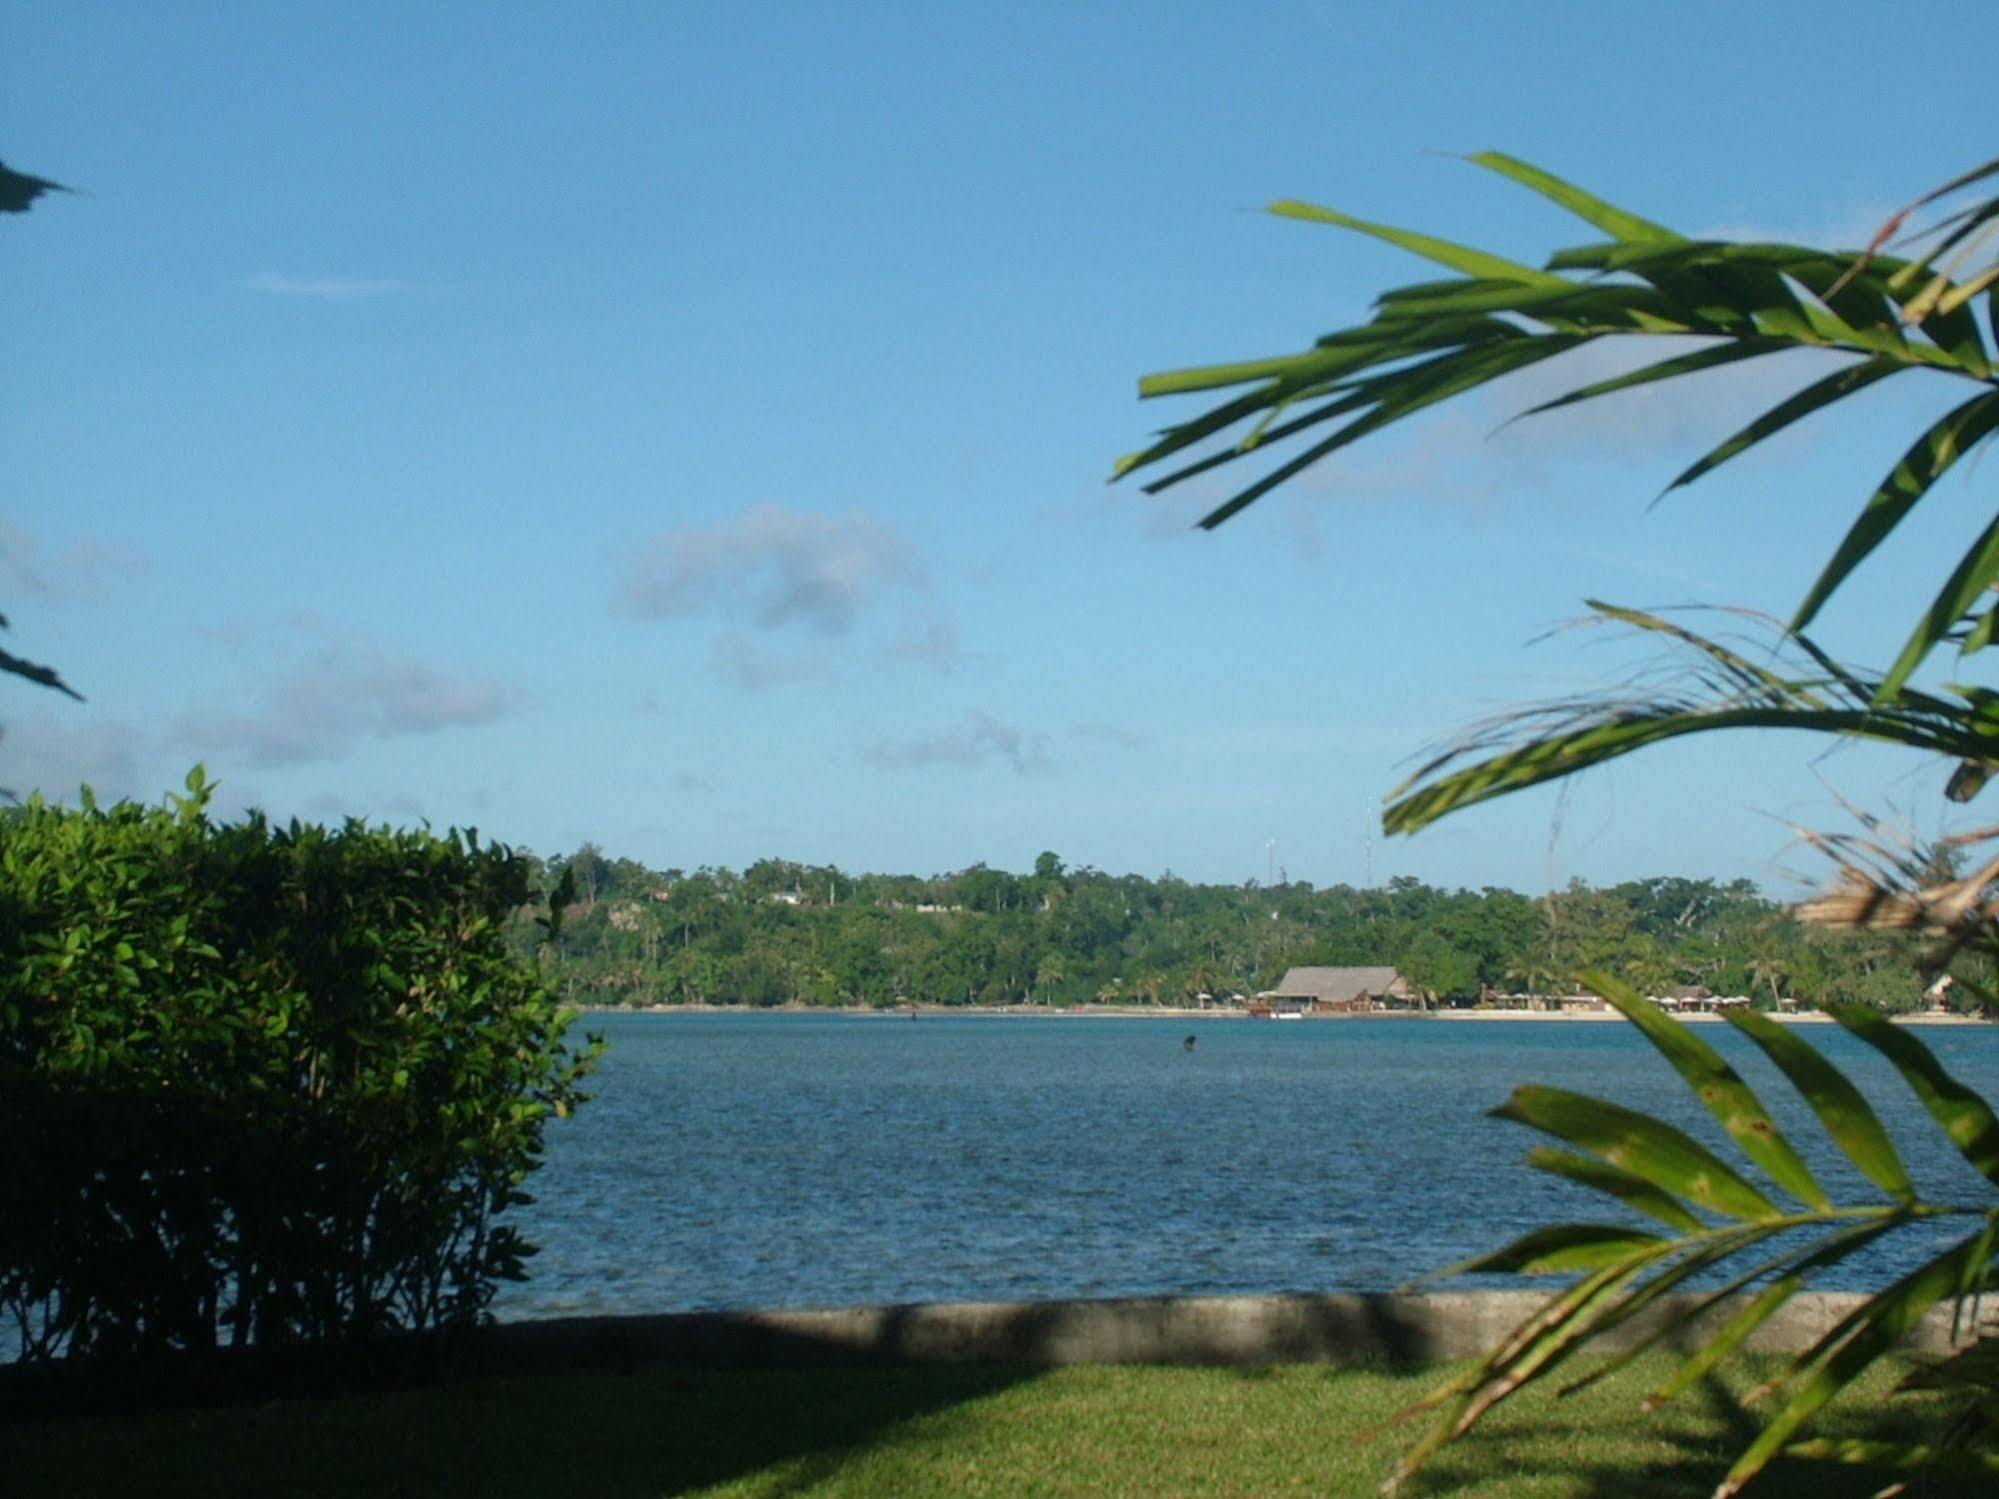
[579,1002,1990,1028]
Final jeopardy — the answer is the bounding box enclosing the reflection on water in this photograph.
[496,1014,1999,1320]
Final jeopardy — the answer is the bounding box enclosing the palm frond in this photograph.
[1117,155,1999,1498]
[1382,605,1989,836]
[1117,155,1999,689]
[1387,973,1999,1496]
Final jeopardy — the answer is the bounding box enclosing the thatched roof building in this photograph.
[1266,966,1412,1012]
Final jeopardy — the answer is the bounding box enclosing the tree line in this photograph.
[509,847,1976,1014]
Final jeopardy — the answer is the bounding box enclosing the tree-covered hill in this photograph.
[508,848,1966,1014]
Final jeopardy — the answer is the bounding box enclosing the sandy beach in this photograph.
[584,1002,1989,1027]
[1407,1007,1987,1027]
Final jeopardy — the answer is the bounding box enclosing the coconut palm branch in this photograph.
[1114,153,1999,703]
[1382,971,1999,1497]
[1380,603,1999,836]
[1117,158,1999,1496]
[1846,157,1999,330]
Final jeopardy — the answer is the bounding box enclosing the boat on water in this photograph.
[1246,1001,1308,1020]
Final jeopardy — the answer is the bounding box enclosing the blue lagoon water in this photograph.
[494,1014,1999,1321]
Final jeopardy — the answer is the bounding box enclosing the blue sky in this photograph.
[5,1,1994,895]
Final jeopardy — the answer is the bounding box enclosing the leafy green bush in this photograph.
[0,769,599,1361]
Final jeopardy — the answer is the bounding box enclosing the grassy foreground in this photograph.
[3,1352,1979,1498]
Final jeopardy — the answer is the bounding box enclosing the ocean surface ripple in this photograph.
[496,1013,1999,1320]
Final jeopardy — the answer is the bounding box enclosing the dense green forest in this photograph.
[506,848,1976,1014]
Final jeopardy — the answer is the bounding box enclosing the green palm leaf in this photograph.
[1381,606,1996,835]
[1724,1007,1915,1201]
[1190,335,1593,530]
[1266,198,1563,285]
[1580,971,1826,1209]
[1716,1221,1998,1497]
[1121,154,1999,1497]
[1511,339,1793,422]
[1387,976,1997,1494]
[1832,1006,1999,1187]
[1386,1251,1671,1491]
[1879,502,1999,702]
[1629,1217,1907,1407]
[1119,154,1998,691]
[1661,356,1903,498]
[1524,1145,1705,1232]
[1491,1084,1777,1219]
[1428,1222,1668,1277]
[1792,389,1999,637]
[1466,150,1680,243]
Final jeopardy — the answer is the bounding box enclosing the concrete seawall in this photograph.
[8,1291,1988,1422]
[479,1289,1992,1375]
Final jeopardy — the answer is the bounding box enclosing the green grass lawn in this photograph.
[3,1353,1979,1498]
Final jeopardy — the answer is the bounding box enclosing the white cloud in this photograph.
[174,649,515,768]
[246,272,423,302]
[710,629,830,691]
[0,520,149,605]
[1069,721,1150,750]
[620,503,981,689]
[0,715,149,803]
[623,503,909,634]
[880,612,968,673]
[861,710,1054,776]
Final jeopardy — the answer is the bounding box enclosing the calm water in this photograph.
[494,1014,1999,1321]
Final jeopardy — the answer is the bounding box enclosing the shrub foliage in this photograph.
[0,769,598,1361]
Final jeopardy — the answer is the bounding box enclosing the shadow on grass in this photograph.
[0,1295,1469,1499]
[5,1364,1039,1498]
[8,1302,1986,1497]
[0,1316,1041,1499]
[1405,1366,1982,1499]
[0,1300,1043,1424]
